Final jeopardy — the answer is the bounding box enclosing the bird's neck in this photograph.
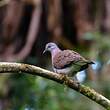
[51,48,61,59]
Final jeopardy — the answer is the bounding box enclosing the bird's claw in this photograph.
[60,74,80,85]
[59,74,69,85]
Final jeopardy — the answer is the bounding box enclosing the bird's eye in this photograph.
[48,45,51,48]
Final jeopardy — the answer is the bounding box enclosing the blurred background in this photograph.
[0,0,110,110]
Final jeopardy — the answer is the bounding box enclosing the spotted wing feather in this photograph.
[53,50,88,69]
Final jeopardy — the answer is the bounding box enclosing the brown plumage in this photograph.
[53,50,81,68]
[53,50,93,69]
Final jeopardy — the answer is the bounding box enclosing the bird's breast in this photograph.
[53,65,76,76]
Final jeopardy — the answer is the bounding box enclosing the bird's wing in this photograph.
[53,50,89,69]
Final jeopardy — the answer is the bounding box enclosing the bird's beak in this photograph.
[43,49,46,54]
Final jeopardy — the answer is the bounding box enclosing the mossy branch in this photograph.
[0,62,110,110]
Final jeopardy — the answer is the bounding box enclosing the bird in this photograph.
[43,42,94,78]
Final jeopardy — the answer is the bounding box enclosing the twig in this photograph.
[0,62,110,110]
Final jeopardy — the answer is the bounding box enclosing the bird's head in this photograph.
[43,42,58,54]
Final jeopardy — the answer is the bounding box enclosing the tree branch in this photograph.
[0,62,110,110]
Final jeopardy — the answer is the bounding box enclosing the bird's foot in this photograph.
[59,74,69,85]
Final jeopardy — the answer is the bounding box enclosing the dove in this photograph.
[43,42,94,77]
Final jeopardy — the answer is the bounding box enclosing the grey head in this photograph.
[43,42,60,54]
